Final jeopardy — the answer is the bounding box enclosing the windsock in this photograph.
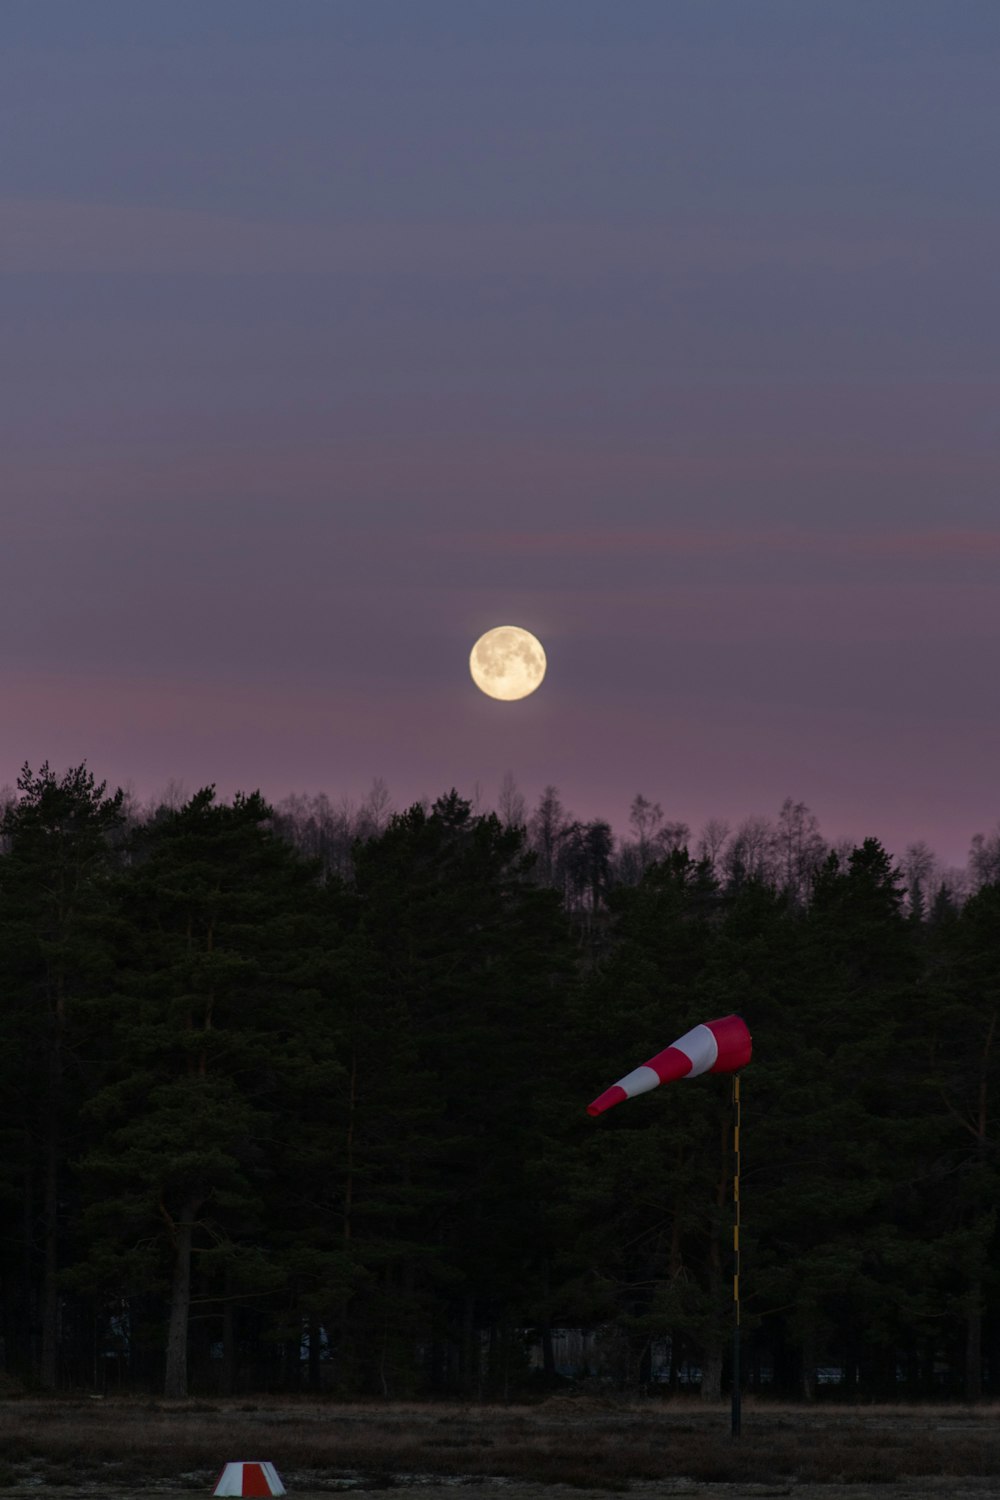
[587,1013,751,1117]
[214,1462,286,1497]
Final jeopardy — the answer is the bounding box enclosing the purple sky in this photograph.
[3,1,999,865]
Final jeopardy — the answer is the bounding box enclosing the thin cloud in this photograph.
[0,196,975,278]
[437,526,1000,562]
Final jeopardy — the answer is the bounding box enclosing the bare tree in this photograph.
[696,817,731,874]
[829,837,855,871]
[0,783,17,853]
[528,785,570,886]
[652,820,690,857]
[115,779,144,831]
[933,864,970,909]
[629,793,663,869]
[150,777,188,815]
[357,776,393,839]
[722,814,777,889]
[968,826,1000,891]
[613,840,644,886]
[620,796,689,880]
[272,791,359,877]
[902,839,937,918]
[497,770,527,828]
[774,798,827,904]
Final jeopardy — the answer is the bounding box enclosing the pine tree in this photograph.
[913,881,1000,1397]
[77,788,323,1397]
[350,792,572,1394]
[0,763,124,1385]
[753,840,921,1396]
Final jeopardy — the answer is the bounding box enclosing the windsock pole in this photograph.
[731,1072,742,1438]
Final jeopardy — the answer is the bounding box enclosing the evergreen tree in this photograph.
[351,793,572,1393]
[76,788,324,1397]
[752,840,921,1396]
[0,763,124,1385]
[913,881,1000,1397]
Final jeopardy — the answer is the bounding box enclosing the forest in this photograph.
[1,763,998,1404]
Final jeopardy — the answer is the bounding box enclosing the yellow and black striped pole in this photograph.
[731,1072,742,1437]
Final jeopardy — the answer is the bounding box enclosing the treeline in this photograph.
[265,780,999,919]
[0,762,998,1402]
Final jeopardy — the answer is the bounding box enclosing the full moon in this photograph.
[469,626,546,701]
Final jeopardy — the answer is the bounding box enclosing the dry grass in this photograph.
[0,1396,998,1493]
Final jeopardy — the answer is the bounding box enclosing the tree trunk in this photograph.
[163,1197,202,1398]
[965,1051,991,1403]
[220,1277,236,1397]
[539,1259,555,1379]
[461,1292,476,1396]
[39,966,68,1392]
[966,1287,983,1401]
[500,1310,511,1403]
[700,1338,723,1401]
[307,1314,322,1393]
[541,1322,555,1379]
[801,1333,818,1401]
[343,1051,357,1242]
[39,1093,61,1388]
[22,1142,36,1377]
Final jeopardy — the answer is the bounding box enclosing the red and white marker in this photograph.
[587,1013,751,1116]
[213,1461,286,1497]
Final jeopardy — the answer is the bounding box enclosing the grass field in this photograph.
[0,1396,998,1499]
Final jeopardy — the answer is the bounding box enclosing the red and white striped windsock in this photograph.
[214,1462,286,1497]
[587,1014,752,1117]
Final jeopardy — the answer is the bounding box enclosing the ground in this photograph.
[0,1396,997,1500]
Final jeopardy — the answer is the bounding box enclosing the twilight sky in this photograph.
[3,1,999,864]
